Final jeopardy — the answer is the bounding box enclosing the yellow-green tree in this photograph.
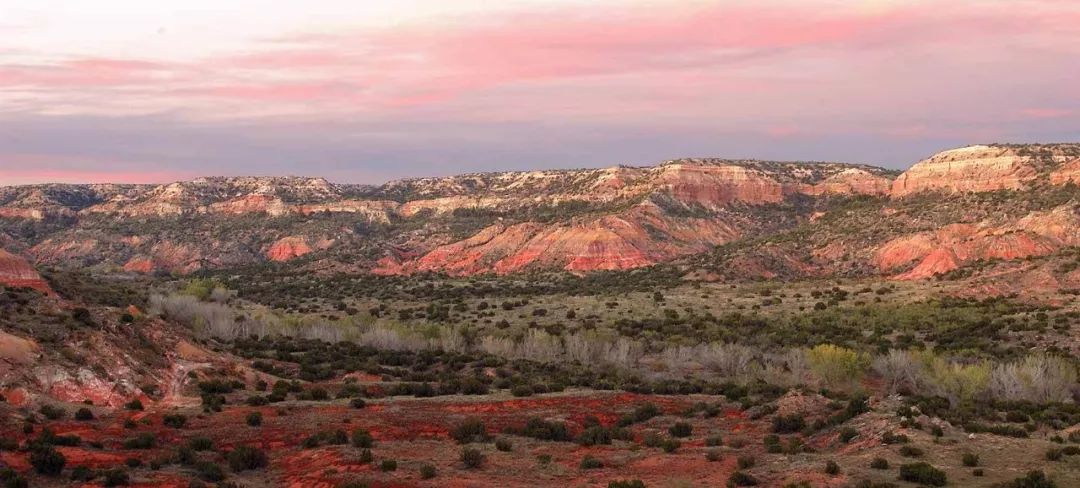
[807,344,869,390]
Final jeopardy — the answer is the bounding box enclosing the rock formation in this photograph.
[0,248,52,293]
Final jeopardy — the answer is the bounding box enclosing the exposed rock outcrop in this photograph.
[875,205,1080,280]
[0,248,52,293]
[266,236,314,262]
[891,144,1080,197]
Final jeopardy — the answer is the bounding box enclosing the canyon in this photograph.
[1,143,1078,285]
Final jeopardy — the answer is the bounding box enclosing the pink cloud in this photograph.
[1021,108,1073,119]
[0,0,1077,137]
[0,153,191,184]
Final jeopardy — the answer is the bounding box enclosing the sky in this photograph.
[1,0,1078,185]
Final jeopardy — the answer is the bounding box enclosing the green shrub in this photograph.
[511,384,534,397]
[39,404,66,420]
[608,481,646,488]
[870,457,889,469]
[380,459,397,472]
[30,446,66,475]
[420,464,437,479]
[705,435,723,447]
[962,452,979,467]
[195,461,225,481]
[124,399,144,411]
[580,454,603,469]
[772,414,805,434]
[226,446,268,471]
[246,411,263,427]
[669,422,692,438]
[737,455,755,469]
[351,428,374,448]
[74,408,94,421]
[825,460,840,475]
[706,449,722,462]
[452,418,489,444]
[163,414,187,428]
[101,468,129,487]
[461,447,485,469]
[996,470,1056,488]
[728,471,758,486]
[898,462,947,486]
[839,427,858,443]
[899,445,923,458]
[123,433,156,449]
[495,438,513,452]
[188,437,213,451]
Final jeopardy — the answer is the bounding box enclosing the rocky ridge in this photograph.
[1,144,1079,280]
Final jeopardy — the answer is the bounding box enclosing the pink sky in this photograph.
[1,0,1078,184]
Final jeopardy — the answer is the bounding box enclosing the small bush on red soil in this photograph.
[1,468,28,488]
[247,411,263,426]
[825,460,840,475]
[188,437,213,451]
[30,445,66,475]
[870,457,889,469]
[71,466,95,482]
[881,431,908,444]
[772,414,806,434]
[495,438,513,452]
[380,459,397,472]
[608,481,646,488]
[899,445,923,457]
[962,452,979,467]
[358,449,373,464]
[163,414,187,428]
[763,434,782,453]
[351,428,374,448]
[706,449,722,462]
[514,417,571,442]
[461,447,485,469]
[196,461,226,481]
[176,446,197,466]
[580,455,603,469]
[578,425,630,446]
[39,404,65,420]
[452,418,490,444]
[246,395,269,406]
[669,422,692,438]
[227,446,268,472]
[1046,448,1063,461]
[728,471,759,486]
[661,438,681,453]
[737,455,755,470]
[511,384,534,397]
[617,403,661,426]
[839,427,858,443]
[349,398,367,409]
[420,464,437,479]
[997,470,1056,488]
[125,458,141,468]
[101,468,130,487]
[123,433,156,449]
[705,435,723,447]
[461,378,490,395]
[305,429,348,448]
[898,462,947,486]
[75,407,94,421]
